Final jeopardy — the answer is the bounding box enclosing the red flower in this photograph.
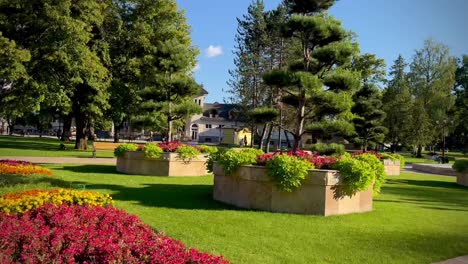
[158,141,183,152]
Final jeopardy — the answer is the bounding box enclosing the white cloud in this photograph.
[205,45,223,58]
[193,63,201,72]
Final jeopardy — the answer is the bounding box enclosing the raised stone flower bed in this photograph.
[213,163,373,216]
[116,151,208,176]
[456,171,468,187]
[383,159,400,176]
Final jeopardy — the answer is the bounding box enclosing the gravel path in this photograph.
[0,156,116,165]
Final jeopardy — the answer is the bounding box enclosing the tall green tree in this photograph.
[0,0,111,149]
[264,0,362,153]
[130,0,201,141]
[452,55,468,152]
[351,54,387,150]
[227,0,269,108]
[0,33,33,133]
[408,39,457,157]
[382,55,413,152]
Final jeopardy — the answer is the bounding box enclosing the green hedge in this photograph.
[310,143,345,156]
[453,159,468,173]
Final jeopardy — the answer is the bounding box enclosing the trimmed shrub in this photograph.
[114,143,138,157]
[453,159,468,173]
[144,143,164,159]
[266,155,314,192]
[0,189,113,214]
[176,145,201,162]
[199,145,218,155]
[333,153,386,196]
[217,148,264,175]
[0,204,228,263]
[310,143,345,156]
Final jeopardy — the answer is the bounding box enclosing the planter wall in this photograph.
[383,159,401,176]
[117,151,208,176]
[456,171,468,187]
[213,163,373,216]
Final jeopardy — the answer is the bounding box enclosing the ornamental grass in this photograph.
[0,160,52,176]
[0,204,228,264]
[0,189,113,214]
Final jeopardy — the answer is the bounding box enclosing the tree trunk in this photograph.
[61,113,73,142]
[265,124,273,153]
[167,102,172,142]
[74,114,88,150]
[292,102,306,154]
[113,123,122,143]
[88,122,95,141]
[284,130,291,149]
[416,144,423,158]
[258,123,269,150]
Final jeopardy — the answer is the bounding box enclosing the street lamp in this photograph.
[436,119,452,164]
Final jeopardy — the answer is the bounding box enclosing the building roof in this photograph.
[198,87,209,97]
[202,103,245,122]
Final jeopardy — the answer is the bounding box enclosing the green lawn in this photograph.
[0,136,113,158]
[1,165,467,264]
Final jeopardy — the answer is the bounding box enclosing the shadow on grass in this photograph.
[54,164,120,174]
[0,136,91,153]
[0,174,88,190]
[84,182,235,210]
[379,178,468,210]
[386,179,466,189]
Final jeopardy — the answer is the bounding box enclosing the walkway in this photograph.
[0,156,116,165]
[433,255,468,264]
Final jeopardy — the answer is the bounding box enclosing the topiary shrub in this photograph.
[114,143,138,157]
[453,159,468,173]
[199,145,218,155]
[176,145,200,162]
[333,153,386,196]
[310,143,345,156]
[143,143,163,159]
[353,153,386,194]
[0,204,228,263]
[266,155,313,192]
[217,148,264,175]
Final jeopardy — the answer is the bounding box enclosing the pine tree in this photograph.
[263,0,361,153]
[382,55,413,152]
[130,0,201,141]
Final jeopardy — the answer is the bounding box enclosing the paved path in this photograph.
[433,255,468,264]
[0,156,116,165]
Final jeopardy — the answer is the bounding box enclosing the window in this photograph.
[218,125,224,128]
[205,138,212,143]
[205,124,212,128]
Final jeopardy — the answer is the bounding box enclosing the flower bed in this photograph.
[0,159,52,176]
[213,163,373,216]
[115,142,213,176]
[0,203,228,263]
[212,149,386,216]
[453,160,468,187]
[0,189,113,214]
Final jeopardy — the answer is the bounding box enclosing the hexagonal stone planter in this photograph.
[117,151,208,176]
[383,159,400,176]
[456,171,468,187]
[213,163,373,216]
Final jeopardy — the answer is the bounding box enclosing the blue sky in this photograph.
[176,0,468,103]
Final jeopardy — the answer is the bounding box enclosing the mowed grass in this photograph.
[1,165,467,264]
[0,136,113,158]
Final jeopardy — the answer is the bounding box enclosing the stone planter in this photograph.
[213,163,373,216]
[116,151,208,176]
[383,159,400,176]
[456,171,468,187]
